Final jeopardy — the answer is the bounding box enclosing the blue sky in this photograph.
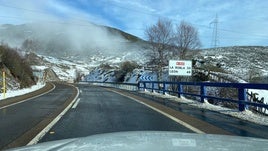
[0,0,268,48]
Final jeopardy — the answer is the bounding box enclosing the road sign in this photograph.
[169,60,192,76]
[139,75,153,81]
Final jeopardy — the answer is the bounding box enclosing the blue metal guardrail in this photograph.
[138,81,268,112]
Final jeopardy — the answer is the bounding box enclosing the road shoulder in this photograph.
[0,82,54,109]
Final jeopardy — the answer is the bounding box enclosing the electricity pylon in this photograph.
[210,14,219,49]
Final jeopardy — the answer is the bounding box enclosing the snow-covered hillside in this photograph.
[34,52,147,82]
[32,55,91,82]
[194,46,268,81]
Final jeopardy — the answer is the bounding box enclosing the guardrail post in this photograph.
[137,82,140,91]
[143,82,146,91]
[178,83,183,98]
[151,82,154,92]
[163,82,166,95]
[238,88,246,111]
[200,85,206,103]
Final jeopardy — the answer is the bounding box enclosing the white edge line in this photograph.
[0,83,56,110]
[108,89,205,134]
[27,85,80,146]
[72,98,80,109]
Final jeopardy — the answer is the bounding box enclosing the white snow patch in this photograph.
[31,65,48,70]
[141,91,268,126]
[249,89,268,104]
[1,83,45,100]
[39,55,90,81]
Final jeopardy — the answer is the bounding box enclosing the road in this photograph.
[2,83,268,149]
[40,85,193,142]
[0,83,77,150]
[41,84,268,143]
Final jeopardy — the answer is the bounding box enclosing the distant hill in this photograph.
[0,23,149,61]
[1,23,268,84]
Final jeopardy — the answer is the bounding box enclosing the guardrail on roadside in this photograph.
[138,81,268,112]
[83,81,268,113]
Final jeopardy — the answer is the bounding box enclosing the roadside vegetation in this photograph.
[0,44,35,88]
[115,61,139,82]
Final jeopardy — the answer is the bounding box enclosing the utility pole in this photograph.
[210,14,219,49]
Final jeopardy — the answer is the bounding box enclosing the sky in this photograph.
[0,0,268,48]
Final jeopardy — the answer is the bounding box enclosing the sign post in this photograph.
[2,71,6,99]
[168,60,192,76]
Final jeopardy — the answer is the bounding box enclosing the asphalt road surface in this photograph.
[41,84,268,144]
[134,91,268,139]
[3,83,268,149]
[40,85,194,142]
[0,83,76,150]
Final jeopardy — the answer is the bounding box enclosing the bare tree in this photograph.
[174,21,201,59]
[170,21,201,89]
[145,18,174,81]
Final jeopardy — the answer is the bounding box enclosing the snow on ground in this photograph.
[40,55,90,81]
[249,89,268,104]
[142,90,268,126]
[1,83,45,100]
[31,65,48,71]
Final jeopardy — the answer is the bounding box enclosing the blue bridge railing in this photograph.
[138,81,268,112]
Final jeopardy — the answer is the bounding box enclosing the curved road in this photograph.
[2,83,268,150]
[40,85,193,142]
[0,83,77,150]
[40,84,268,144]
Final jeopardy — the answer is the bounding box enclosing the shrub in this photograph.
[99,63,113,70]
[0,45,35,88]
[120,61,139,73]
[115,61,139,82]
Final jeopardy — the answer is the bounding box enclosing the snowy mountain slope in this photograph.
[194,46,268,82]
[44,56,92,81]
[24,45,268,85]
[0,23,149,62]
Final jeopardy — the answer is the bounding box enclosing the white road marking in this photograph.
[72,98,80,109]
[108,89,205,134]
[0,83,56,110]
[80,90,83,93]
[27,86,80,145]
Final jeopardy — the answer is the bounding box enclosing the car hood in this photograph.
[8,131,268,151]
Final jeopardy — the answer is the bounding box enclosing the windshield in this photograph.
[0,0,268,150]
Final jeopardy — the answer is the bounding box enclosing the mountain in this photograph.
[1,22,268,84]
[0,23,149,64]
[18,44,268,84]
